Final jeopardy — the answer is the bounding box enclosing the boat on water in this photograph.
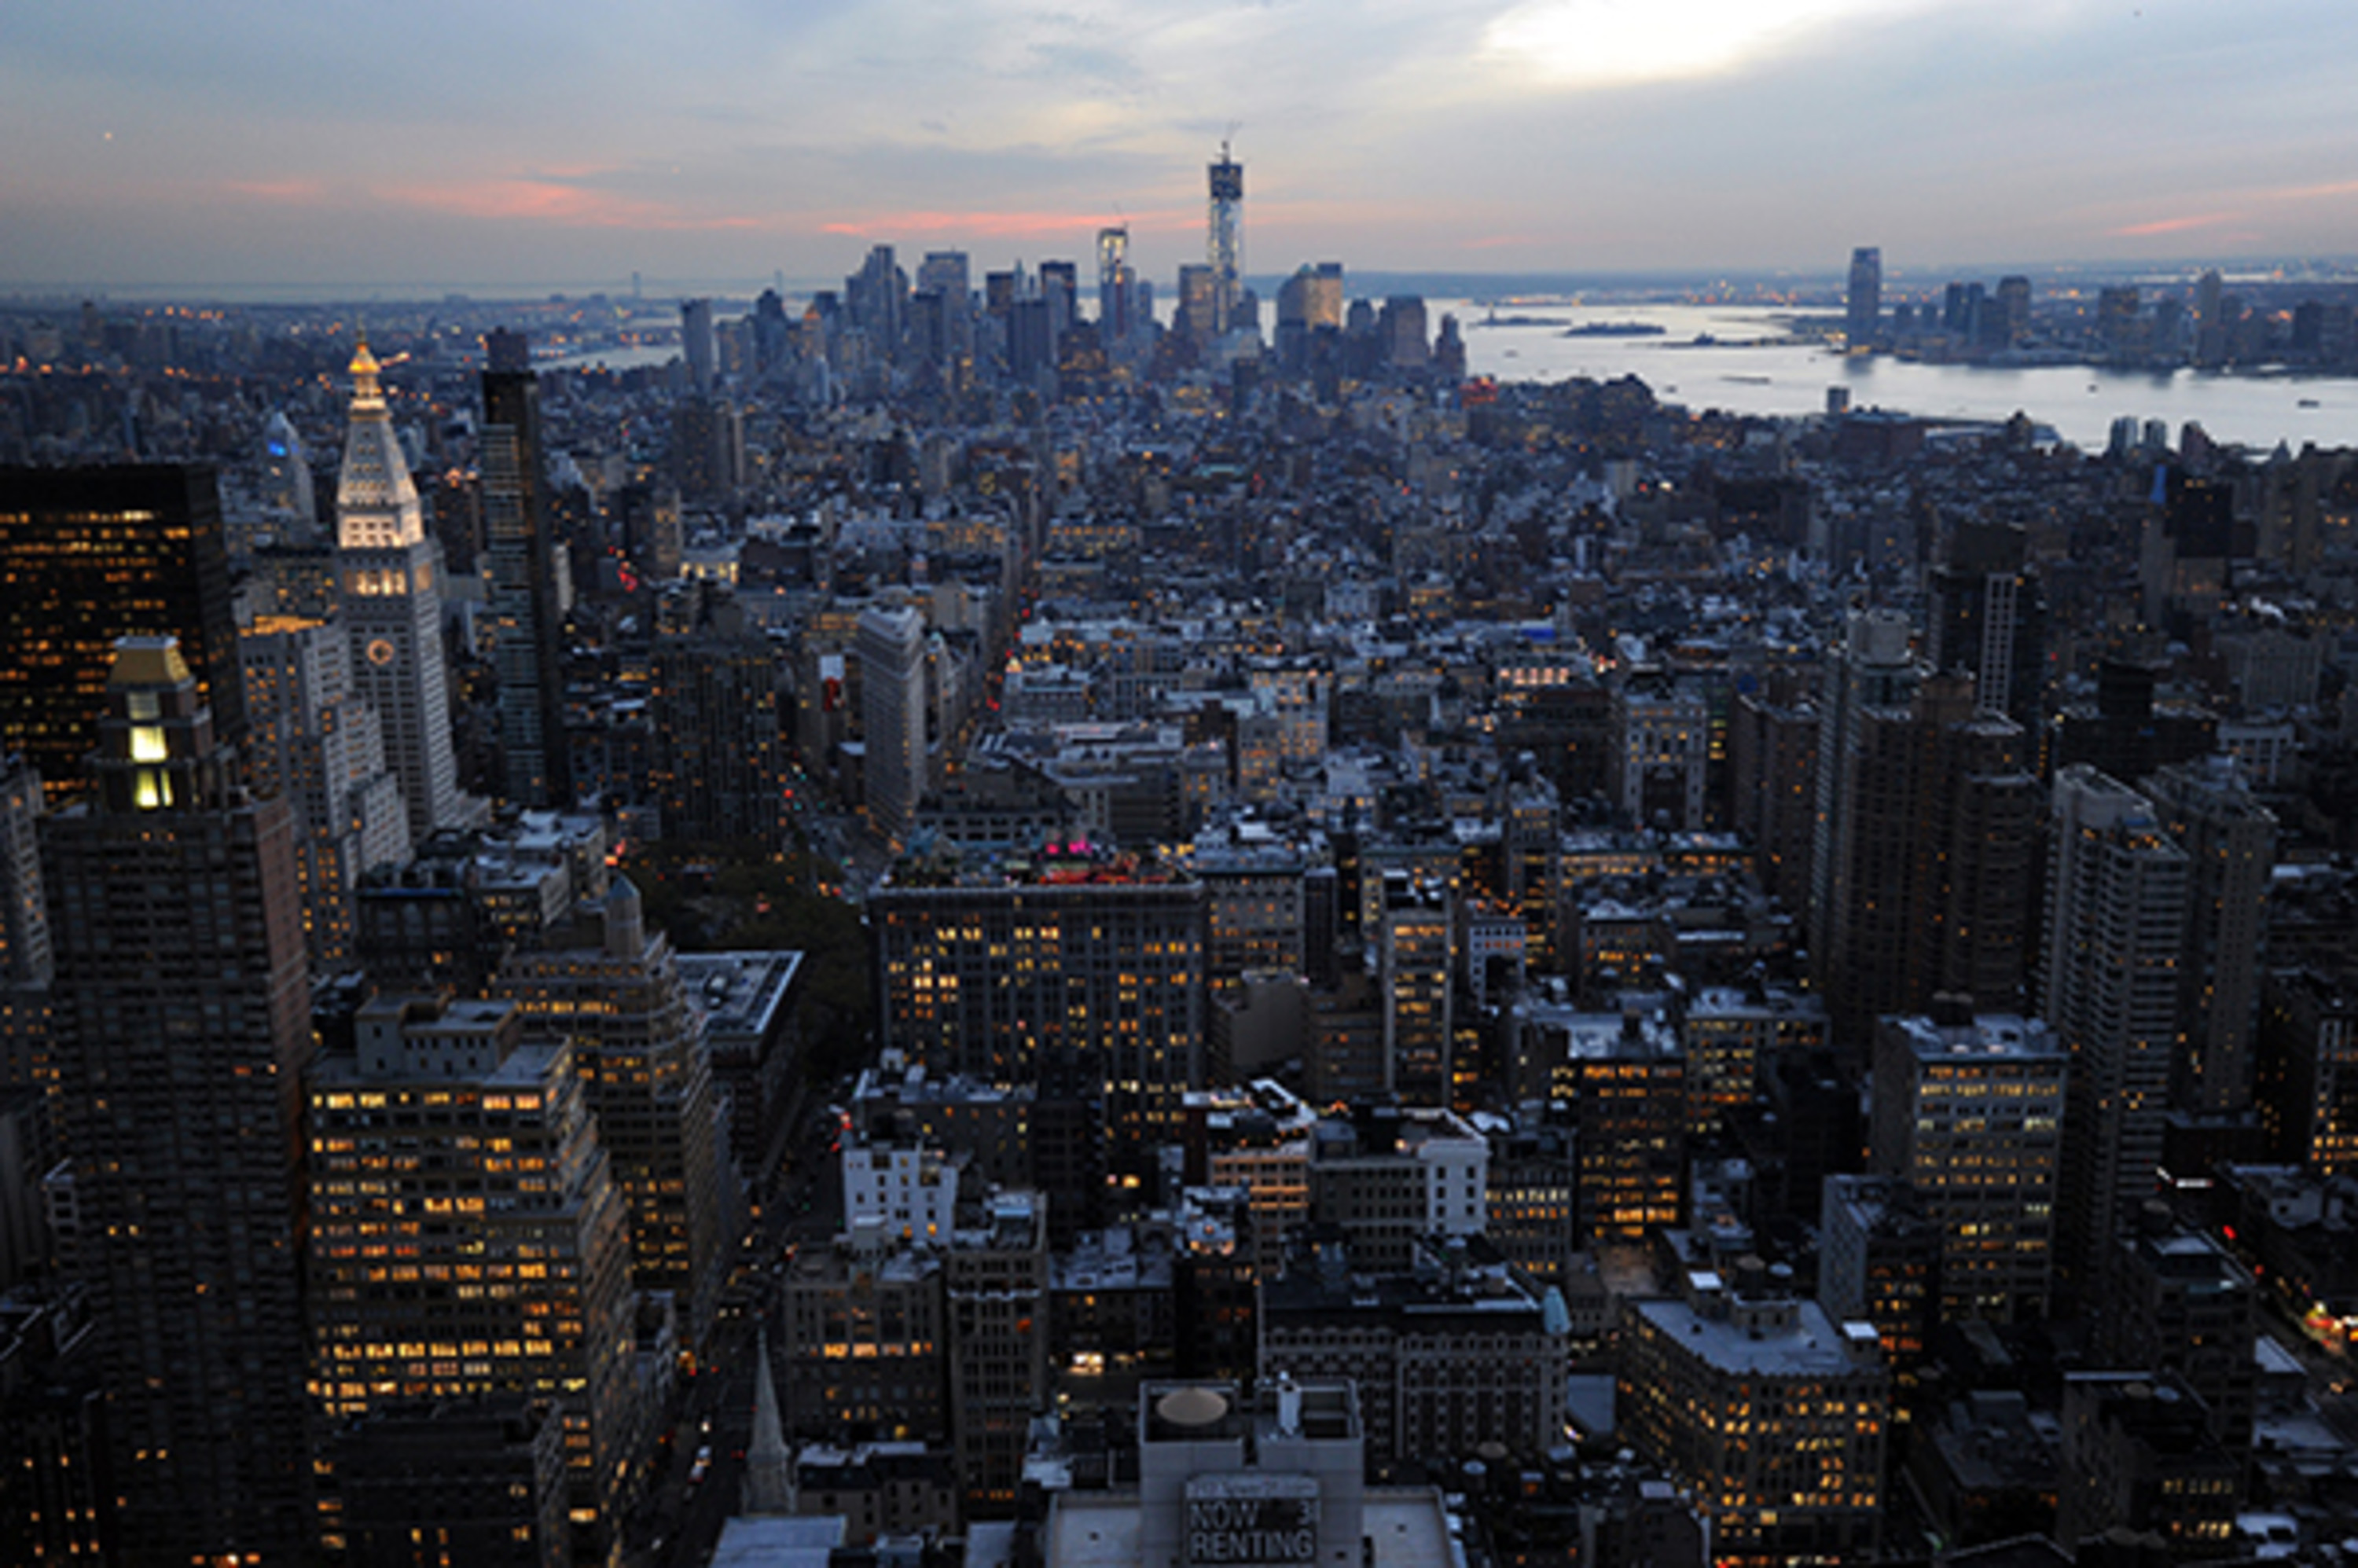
[2298,398,2321,408]
[1563,321,1667,338]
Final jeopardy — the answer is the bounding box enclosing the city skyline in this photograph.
[7,0,2358,292]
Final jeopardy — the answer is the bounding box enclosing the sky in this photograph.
[5,0,2358,296]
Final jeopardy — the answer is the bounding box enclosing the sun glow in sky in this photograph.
[3,0,2356,292]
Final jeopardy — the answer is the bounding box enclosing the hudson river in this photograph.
[1449,301,2358,453]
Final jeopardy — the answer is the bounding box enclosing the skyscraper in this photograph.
[1924,519,2047,728]
[306,993,641,1558]
[1096,226,1134,340]
[0,464,245,802]
[1207,141,1243,336]
[483,351,571,808]
[2143,757,2275,1118]
[855,603,927,846]
[872,857,1206,1173]
[649,586,787,844]
[1846,246,1882,348]
[240,614,411,969]
[494,878,729,1342]
[1377,873,1453,1103]
[336,340,472,842]
[2042,766,2189,1296]
[681,296,717,395]
[1870,1008,2067,1322]
[42,637,315,1562]
[0,752,47,990]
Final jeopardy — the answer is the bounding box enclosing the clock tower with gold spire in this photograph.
[336,339,473,841]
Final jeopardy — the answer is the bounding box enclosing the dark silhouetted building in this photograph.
[0,464,244,803]
[42,637,314,1562]
[483,355,571,807]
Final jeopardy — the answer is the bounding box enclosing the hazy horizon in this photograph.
[8,1,2358,295]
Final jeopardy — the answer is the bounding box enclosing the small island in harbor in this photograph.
[1564,321,1668,337]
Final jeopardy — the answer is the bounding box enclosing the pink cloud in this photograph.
[2110,211,2237,237]
[379,178,765,231]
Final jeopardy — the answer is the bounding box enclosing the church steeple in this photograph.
[743,1329,796,1515]
[336,336,425,549]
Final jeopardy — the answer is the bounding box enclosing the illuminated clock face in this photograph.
[365,637,397,666]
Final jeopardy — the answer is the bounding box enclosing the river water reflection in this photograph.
[1450,301,2358,454]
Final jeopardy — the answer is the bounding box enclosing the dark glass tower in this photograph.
[482,350,571,808]
[0,464,245,803]
[42,637,314,1562]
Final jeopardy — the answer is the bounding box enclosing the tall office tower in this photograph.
[1925,519,2047,727]
[1870,1008,2067,1322]
[2194,268,2226,366]
[495,879,729,1342]
[1727,691,1819,911]
[483,354,572,808]
[1007,297,1055,388]
[1810,634,2045,1045]
[1207,141,1243,336]
[307,994,640,1558]
[1618,1274,1888,1565]
[1928,700,2043,1012]
[872,858,1206,1173]
[486,326,531,373]
[0,751,46,1107]
[1808,610,1923,1048]
[649,586,786,843]
[1096,226,1133,339]
[2143,758,2275,1118]
[2043,766,2189,1295]
[0,753,47,989]
[1379,295,1431,369]
[0,464,245,802]
[42,637,315,1562]
[1377,876,1453,1103]
[1996,274,2033,344]
[241,615,411,968]
[2097,284,2143,359]
[855,604,927,846]
[670,395,744,501]
[1177,263,1219,346]
[681,296,717,395]
[946,1192,1051,1518]
[1554,1015,1687,1244]
[1846,246,1882,348]
[1038,259,1078,343]
[917,250,975,360]
[846,244,906,351]
[335,342,471,842]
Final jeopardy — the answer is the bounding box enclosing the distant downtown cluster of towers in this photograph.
[669,141,1456,412]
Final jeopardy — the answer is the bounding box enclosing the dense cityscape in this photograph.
[6,140,2358,1568]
